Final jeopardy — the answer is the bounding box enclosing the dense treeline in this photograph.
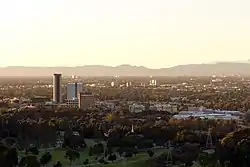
[0,108,238,148]
[0,107,248,167]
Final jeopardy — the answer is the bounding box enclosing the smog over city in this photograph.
[0,1,250,167]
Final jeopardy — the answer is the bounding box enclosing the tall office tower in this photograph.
[53,74,62,103]
[67,83,83,100]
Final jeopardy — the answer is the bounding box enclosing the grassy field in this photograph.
[19,139,99,167]
[19,139,167,167]
[94,148,168,167]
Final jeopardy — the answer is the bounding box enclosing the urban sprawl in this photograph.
[0,75,250,167]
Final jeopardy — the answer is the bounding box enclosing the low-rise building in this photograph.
[96,101,116,111]
[66,98,78,108]
[78,93,95,109]
[129,104,145,113]
[173,108,242,120]
[149,103,178,113]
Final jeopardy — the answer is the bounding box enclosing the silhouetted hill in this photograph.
[0,63,250,76]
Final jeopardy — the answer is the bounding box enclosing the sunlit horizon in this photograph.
[0,0,250,68]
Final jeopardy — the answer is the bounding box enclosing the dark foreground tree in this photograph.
[0,144,18,167]
[20,155,40,167]
[108,154,117,162]
[147,150,155,157]
[53,161,62,167]
[83,158,89,165]
[65,149,80,165]
[40,152,52,167]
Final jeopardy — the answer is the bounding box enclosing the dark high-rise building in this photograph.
[53,74,62,103]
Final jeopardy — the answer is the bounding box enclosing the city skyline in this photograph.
[1,0,250,68]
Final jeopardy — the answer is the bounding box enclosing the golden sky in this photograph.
[0,0,250,68]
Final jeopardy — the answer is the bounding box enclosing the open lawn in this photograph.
[19,139,100,167]
[18,139,167,167]
[192,164,201,167]
[94,148,168,167]
[19,148,94,166]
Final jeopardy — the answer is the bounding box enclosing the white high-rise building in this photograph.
[111,81,115,87]
[67,83,83,100]
[149,79,157,86]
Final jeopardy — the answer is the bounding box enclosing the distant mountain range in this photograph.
[1,62,250,76]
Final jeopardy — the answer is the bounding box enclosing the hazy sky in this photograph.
[0,0,250,68]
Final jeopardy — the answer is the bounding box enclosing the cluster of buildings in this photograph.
[53,74,95,109]
[173,107,242,120]
[109,78,156,88]
[5,74,245,121]
[128,102,178,113]
[18,74,162,111]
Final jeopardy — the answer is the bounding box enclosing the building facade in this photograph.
[53,74,62,103]
[149,104,178,113]
[66,98,79,108]
[78,93,95,109]
[129,104,145,113]
[67,83,83,100]
[149,79,157,86]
